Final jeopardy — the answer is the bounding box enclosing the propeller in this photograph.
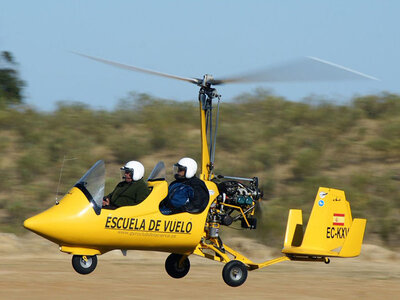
[73,52,379,87]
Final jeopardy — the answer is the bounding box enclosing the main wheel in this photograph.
[222,260,248,287]
[165,253,190,279]
[72,255,97,275]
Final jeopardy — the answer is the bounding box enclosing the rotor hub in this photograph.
[202,74,214,87]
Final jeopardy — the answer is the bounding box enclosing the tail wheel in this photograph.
[222,260,248,287]
[72,255,97,275]
[165,253,190,279]
[324,257,331,264]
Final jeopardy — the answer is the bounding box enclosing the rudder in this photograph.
[301,187,353,252]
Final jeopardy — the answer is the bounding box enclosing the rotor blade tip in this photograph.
[306,56,379,81]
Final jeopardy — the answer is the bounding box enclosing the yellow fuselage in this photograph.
[24,180,218,256]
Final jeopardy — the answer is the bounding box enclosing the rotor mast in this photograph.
[198,75,220,180]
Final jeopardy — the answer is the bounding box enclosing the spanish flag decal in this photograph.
[333,213,345,226]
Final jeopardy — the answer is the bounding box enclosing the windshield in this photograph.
[74,160,105,215]
[147,161,166,181]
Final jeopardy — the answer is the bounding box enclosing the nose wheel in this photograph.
[222,260,248,287]
[165,253,190,278]
[72,255,98,275]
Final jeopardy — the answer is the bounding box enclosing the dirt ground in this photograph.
[0,233,399,300]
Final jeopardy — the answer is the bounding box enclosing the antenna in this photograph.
[55,156,78,205]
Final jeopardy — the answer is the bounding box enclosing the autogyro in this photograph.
[24,54,371,287]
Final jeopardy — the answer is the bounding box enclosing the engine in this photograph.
[206,176,262,238]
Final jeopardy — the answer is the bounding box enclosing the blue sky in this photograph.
[0,1,398,111]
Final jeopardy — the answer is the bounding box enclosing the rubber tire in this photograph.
[165,253,190,279]
[222,260,248,287]
[72,255,97,275]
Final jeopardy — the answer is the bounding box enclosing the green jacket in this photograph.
[107,179,150,207]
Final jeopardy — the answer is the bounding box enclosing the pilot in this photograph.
[102,161,150,209]
[163,157,209,213]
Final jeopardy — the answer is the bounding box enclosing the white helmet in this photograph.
[174,157,197,179]
[120,161,145,181]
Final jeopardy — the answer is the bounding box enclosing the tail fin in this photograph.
[282,187,366,258]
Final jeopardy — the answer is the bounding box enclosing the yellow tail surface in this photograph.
[282,187,366,258]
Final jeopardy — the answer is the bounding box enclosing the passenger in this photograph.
[102,161,150,209]
[163,157,209,214]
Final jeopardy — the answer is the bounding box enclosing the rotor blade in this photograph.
[211,56,380,85]
[72,51,202,85]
